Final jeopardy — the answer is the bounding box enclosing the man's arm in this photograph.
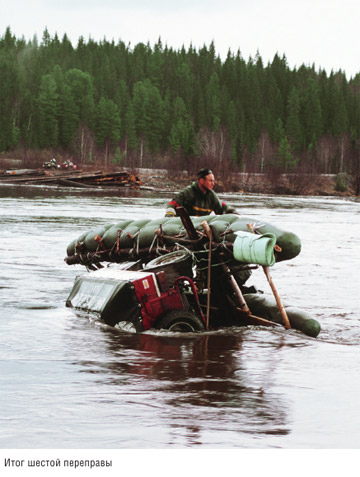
[212,191,236,215]
[165,187,191,217]
[165,198,180,217]
[221,201,237,214]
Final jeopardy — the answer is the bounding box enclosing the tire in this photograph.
[144,250,194,283]
[155,310,205,332]
[145,250,192,268]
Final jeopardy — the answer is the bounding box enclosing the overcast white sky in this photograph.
[2,0,359,79]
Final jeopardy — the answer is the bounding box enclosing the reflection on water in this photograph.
[73,327,292,446]
[0,184,360,449]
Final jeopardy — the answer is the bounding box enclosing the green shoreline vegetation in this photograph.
[0,27,359,195]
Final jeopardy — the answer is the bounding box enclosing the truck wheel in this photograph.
[155,310,205,332]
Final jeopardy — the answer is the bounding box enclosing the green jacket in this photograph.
[165,181,233,217]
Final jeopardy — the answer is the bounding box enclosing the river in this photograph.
[0,183,359,457]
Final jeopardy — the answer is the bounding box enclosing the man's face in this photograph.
[199,173,215,192]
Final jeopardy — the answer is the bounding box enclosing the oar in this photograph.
[247,223,291,330]
[201,221,212,330]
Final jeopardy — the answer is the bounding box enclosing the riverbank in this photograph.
[0,158,357,197]
[138,168,357,197]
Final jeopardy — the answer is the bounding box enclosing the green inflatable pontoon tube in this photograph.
[233,230,277,266]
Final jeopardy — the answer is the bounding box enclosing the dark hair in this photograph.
[197,168,213,180]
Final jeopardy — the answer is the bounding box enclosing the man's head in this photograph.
[197,168,215,193]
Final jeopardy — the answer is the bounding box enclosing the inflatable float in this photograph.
[65,210,321,337]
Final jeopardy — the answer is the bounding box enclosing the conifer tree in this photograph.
[224,100,238,162]
[95,97,121,163]
[124,102,138,153]
[132,79,164,154]
[65,68,95,125]
[58,83,79,147]
[37,74,59,147]
[206,72,221,131]
[169,96,194,155]
[301,77,322,149]
[0,28,20,150]
[0,54,19,150]
[286,87,302,152]
[277,136,297,171]
[52,65,79,147]
[132,81,148,165]
[145,82,164,152]
[65,68,95,160]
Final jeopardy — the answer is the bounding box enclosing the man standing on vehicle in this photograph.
[165,168,236,217]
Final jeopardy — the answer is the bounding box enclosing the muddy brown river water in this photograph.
[0,184,359,455]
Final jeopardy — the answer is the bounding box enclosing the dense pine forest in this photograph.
[0,27,359,191]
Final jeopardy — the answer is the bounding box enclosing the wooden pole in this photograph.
[176,206,198,240]
[263,266,291,329]
[246,223,291,330]
[220,262,251,313]
[201,221,212,330]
